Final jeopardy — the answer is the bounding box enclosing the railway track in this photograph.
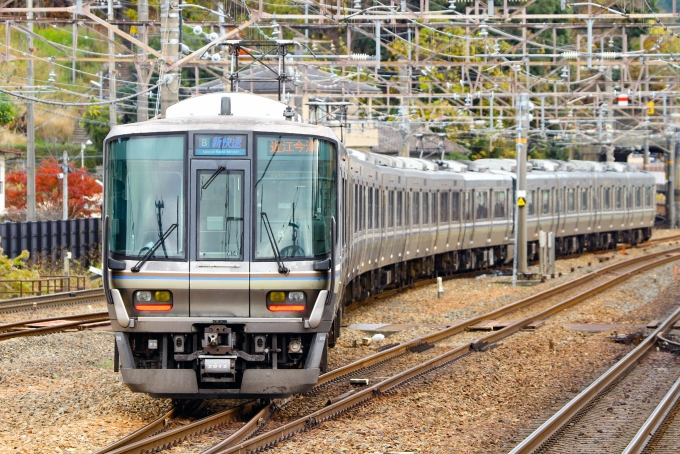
[0,288,105,314]
[509,305,680,454]
[92,244,680,454]
[0,311,109,340]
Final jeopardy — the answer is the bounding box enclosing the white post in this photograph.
[548,231,556,277]
[539,230,546,278]
[62,149,68,220]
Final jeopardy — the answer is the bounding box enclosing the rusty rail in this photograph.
[0,311,109,340]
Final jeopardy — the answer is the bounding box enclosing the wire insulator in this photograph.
[599,52,618,59]
[562,51,578,59]
[350,53,370,61]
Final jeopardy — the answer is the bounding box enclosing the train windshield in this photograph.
[254,135,337,259]
[106,135,185,259]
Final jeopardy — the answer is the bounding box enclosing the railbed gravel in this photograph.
[1,231,679,453]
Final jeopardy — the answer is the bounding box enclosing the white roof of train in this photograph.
[165,93,302,121]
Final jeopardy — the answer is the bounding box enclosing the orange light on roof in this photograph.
[134,303,173,311]
[268,304,306,312]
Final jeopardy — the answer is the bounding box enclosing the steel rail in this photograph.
[213,249,680,454]
[97,402,259,454]
[91,408,176,454]
[0,312,110,340]
[509,306,680,454]
[314,247,680,390]
[0,288,105,313]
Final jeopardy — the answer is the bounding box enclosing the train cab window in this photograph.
[412,192,420,225]
[423,192,430,224]
[605,187,612,210]
[616,187,622,209]
[106,135,186,259]
[528,190,535,216]
[635,187,642,208]
[476,190,489,220]
[254,135,337,259]
[542,190,550,215]
[581,188,588,212]
[452,192,461,222]
[645,186,652,207]
[567,188,575,213]
[440,191,450,223]
[198,171,244,260]
[397,191,403,227]
[494,191,506,218]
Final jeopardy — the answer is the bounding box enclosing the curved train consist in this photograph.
[102,93,656,400]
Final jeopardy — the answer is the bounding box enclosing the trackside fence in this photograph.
[0,219,102,265]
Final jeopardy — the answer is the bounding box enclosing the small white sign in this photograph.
[516,190,527,197]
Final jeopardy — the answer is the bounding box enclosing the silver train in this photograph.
[102,93,656,400]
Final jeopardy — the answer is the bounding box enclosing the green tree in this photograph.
[80,101,111,152]
[0,93,14,125]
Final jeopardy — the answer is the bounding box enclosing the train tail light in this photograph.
[134,290,173,311]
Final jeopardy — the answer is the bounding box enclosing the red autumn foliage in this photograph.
[5,157,102,219]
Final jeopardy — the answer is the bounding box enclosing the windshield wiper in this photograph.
[202,166,225,190]
[131,223,178,272]
[260,212,289,275]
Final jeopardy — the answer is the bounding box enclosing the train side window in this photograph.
[440,191,449,223]
[353,184,358,233]
[452,191,460,222]
[477,190,488,220]
[604,187,611,210]
[368,186,373,230]
[592,187,599,211]
[645,186,652,207]
[433,192,438,224]
[616,187,622,209]
[555,188,562,213]
[464,191,471,221]
[494,191,506,218]
[388,190,394,228]
[397,191,403,227]
[542,190,550,215]
[423,192,430,224]
[581,188,588,212]
[567,188,575,213]
[375,188,380,229]
[626,187,632,209]
[413,192,420,225]
[635,187,642,208]
[527,190,535,216]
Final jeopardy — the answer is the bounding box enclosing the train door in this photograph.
[189,159,250,317]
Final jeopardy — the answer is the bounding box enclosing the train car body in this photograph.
[103,93,656,400]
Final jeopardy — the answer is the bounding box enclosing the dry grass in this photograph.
[35,109,75,142]
[0,129,26,147]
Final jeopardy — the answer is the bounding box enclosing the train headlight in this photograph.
[155,291,171,302]
[136,291,152,302]
[288,291,305,302]
[267,291,306,312]
[134,290,173,311]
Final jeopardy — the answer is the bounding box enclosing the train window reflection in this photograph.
[616,187,622,209]
[645,186,652,206]
[254,135,336,259]
[198,171,243,260]
[412,192,420,225]
[528,190,535,216]
[423,193,429,224]
[397,191,403,227]
[106,135,185,259]
[494,191,506,219]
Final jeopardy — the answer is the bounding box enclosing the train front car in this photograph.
[102,94,342,399]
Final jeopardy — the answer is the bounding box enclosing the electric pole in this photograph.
[26,0,36,222]
[515,93,530,279]
[160,0,180,117]
[108,0,117,128]
[137,0,149,122]
[62,149,68,220]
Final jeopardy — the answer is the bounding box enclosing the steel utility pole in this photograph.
[515,93,530,280]
[26,0,36,222]
[674,138,680,229]
[108,0,117,128]
[137,0,149,122]
[160,0,180,117]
